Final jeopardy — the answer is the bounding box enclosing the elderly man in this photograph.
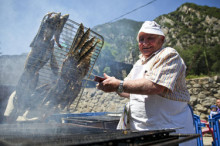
[97,21,196,145]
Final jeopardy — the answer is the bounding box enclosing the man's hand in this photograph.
[96,73,121,92]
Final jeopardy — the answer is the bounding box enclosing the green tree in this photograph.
[208,45,220,72]
[176,45,208,76]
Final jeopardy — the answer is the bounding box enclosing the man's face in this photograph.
[138,33,164,58]
[216,99,220,108]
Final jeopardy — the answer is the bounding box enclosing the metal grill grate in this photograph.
[26,16,104,109]
[37,19,104,86]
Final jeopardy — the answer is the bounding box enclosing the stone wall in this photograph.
[71,76,220,121]
[187,76,220,120]
[71,88,129,114]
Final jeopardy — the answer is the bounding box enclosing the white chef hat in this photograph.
[137,21,165,41]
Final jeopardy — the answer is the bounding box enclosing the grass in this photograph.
[186,74,208,79]
[186,73,220,79]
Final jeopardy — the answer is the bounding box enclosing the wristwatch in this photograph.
[117,80,124,93]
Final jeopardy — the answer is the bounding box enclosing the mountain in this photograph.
[156,3,220,49]
[155,3,220,75]
[93,19,142,66]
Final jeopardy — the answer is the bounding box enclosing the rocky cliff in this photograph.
[156,3,220,49]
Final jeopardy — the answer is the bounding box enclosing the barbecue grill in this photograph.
[0,113,199,145]
[0,122,199,146]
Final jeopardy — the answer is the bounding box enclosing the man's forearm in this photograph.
[123,78,165,95]
[97,74,165,95]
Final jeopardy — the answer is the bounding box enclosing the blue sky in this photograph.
[0,0,220,55]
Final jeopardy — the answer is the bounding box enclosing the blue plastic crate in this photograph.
[209,113,220,146]
[194,114,205,146]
